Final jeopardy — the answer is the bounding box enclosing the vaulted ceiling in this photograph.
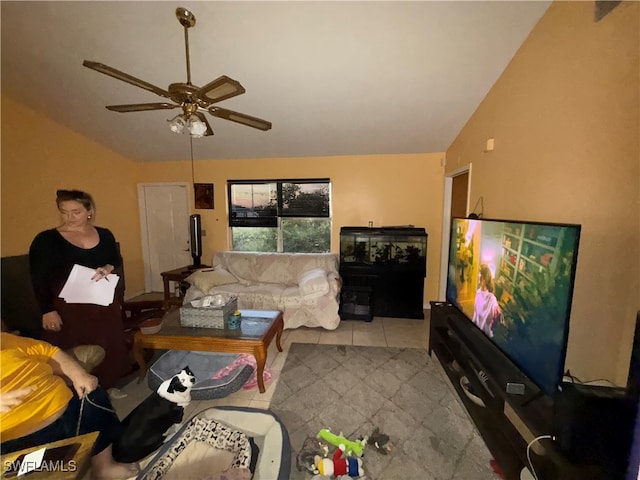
[1,1,550,162]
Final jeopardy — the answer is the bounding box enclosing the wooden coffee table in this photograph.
[132,308,284,393]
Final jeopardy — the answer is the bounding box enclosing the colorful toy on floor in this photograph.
[316,428,367,457]
[297,435,330,472]
[368,427,391,454]
[314,447,364,478]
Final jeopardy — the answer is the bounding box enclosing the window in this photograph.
[228,179,331,253]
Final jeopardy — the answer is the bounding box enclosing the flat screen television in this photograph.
[446,217,581,398]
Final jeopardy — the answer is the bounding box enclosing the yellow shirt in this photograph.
[0,333,72,441]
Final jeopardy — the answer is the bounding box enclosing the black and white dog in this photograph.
[112,367,196,463]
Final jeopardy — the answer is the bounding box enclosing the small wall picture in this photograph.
[194,183,214,209]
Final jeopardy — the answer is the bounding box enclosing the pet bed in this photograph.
[148,350,253,400]
[137,406,291,480]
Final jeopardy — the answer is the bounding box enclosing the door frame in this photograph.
[137,182,191,292]
[438,163,472,301]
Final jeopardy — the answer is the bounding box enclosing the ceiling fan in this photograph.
[83,7,272,137]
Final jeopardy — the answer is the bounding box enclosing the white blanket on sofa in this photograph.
[183,252,342,330]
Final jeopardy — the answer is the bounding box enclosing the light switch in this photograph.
[486,138,495,151]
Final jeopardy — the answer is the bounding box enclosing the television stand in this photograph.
[429,302,613,480]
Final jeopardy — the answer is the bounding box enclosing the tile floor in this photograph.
[111,314,431,420]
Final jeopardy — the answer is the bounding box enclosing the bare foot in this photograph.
[91,461,139,480]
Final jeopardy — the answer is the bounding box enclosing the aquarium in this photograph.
[339,226,427,319]
[339,227,427,271]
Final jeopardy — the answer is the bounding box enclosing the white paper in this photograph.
[59,264,120,306]
[17,447,45,476]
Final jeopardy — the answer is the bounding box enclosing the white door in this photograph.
[138,183,192,292]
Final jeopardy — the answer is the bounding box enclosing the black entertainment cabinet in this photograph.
[429,301,630,480]
[339,226,427,320]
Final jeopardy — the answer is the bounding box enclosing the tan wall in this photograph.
[446,1,640,385]
[134,154,446,305]
[1,96,146,294]
[1,95,445,304]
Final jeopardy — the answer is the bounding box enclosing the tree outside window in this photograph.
[228,179,331,253]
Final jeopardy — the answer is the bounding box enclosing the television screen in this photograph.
[446,217,581,397]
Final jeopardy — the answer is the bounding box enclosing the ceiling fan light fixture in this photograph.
[186,115,207,138]
[168,114,186,133]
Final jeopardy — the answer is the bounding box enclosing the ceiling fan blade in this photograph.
[196,76,246,105]
[106,103,179,113]
[209,107,272,131]
[194,112,214,136]
[83,60,171,99]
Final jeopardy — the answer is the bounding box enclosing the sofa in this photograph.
[182,251,342,330]
[1,254,45,338]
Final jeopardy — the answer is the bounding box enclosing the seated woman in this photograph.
[0,332,138,480]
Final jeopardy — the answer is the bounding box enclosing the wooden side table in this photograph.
[160,265,209,309]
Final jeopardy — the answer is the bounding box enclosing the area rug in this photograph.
[270,343,500,480]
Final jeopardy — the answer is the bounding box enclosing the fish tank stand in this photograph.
[339,226,427,320]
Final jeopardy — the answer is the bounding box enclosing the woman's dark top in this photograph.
[28,227,129,389]
[29,227,122,315]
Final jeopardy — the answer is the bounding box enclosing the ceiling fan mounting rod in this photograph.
[184,24,192,85]
[176,7,196,85]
